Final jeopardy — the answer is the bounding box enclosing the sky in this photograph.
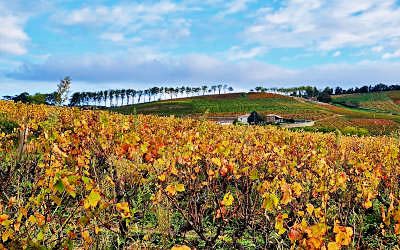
[1,0,400,95]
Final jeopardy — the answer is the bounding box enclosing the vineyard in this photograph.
[1,101,400,249]
[332,91,400,114]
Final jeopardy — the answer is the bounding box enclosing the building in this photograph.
[237,114,250,124]
[264,114,284,124]
[237,111,284,125]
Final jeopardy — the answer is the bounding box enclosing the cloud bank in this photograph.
[8,54,400,90]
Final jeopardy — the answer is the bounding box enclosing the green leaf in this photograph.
[250,169,259,180]
[54,180,65,193]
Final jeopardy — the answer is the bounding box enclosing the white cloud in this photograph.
[0,12,29,55]
[333,51,341,57]
[372,46,384,53]
[382,49,400,59]
[227,46,267,60]
[56,1,190,44]
[218,0,255,17]
[62,1,181,26]
[7,52,400,90]
[100,32,125,42]
[245,0,400,52]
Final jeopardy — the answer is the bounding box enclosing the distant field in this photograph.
[113,93,330,118]
[332,91,400,114]
[111,92,400,135]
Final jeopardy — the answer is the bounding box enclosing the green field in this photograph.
[112,93,322,116]
[111,92,400,135]
[332,91,400,114]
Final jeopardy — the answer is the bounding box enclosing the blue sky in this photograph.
[1,0,400,95]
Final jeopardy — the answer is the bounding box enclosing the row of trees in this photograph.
[70,84,234,107]
[3,79,399,106]
[252,85,333,102]
[253,83,400,103]
[334,83,400,95]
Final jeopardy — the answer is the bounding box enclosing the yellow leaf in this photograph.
[116,202,130,213]
[275,213,288,235]
[281,182,292,205]
[297,211,305,217]
[35,212,45,226]
[28,215,36,224]
[364,200,372,209]
[249,169,259,180]
[2,229,12,242]
[306,204,314,215]
[211,158,221,167]
[292,182,303,197]
[82,230,92,244]
[306,223,327,238]
[221,192,234,206]
[36,231,44,241]
[175,183,185,192]
[158,174,166,182]
[0,214,9,223]
[327,242,340,250]
[262,193,279,212]
[84,190,101,209]
[171,245,191,250]
[62,177,76,198]
[333,221,353,246]
[165,184,176,196]
[170,166,179,176]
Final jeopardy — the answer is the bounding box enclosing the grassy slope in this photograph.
[114,93,332,118]
[112,92,400,135]
[332,90,400,114]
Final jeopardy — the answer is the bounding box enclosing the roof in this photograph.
[266,114,283,119]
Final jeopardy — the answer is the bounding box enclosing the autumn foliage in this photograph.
[0,100,400,249]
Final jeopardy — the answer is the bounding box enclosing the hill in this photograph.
[112,92,400,135]
[332,90,400,114]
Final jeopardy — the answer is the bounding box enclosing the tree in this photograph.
[103,90,109,107]
[120,89,126,106]
[55,77,71,106]
[202,85,208,95]
[255,86,263,92]
[115,89,121,106]
[317,87,333,103]
[109,90,114,107]
[11,92,30,103]
[211,85,217,94]
[334,87,343,95]
[137,90,143,103]
[70,92,82,106]
[217,84,222,94]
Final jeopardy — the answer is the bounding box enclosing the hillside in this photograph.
[112,92,400,135]
[332,90,400,114]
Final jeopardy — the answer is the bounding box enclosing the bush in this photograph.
[342,126,370,136]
